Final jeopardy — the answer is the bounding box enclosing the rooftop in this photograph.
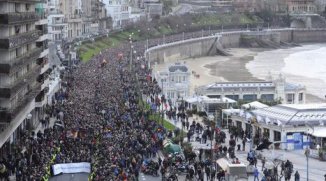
[204,81,275,89]
[285,82,305,91]
[251,103,326,126]
[168,62,188,73]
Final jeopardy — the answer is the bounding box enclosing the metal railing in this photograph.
[0,48,42,74]
[0,30,41,49]
[0,12,39,25]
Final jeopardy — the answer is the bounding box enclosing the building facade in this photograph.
[227,104,326,151]
[286,0,316,14]
[48,0,68,41]
[144,2,163,18]
[59,0,83,40]
[0,0,43,150]
[196,75,306,104]
[104,0,132,29]
[156,63,191,106]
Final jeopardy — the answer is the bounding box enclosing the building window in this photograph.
[26,24,31,32]
[26,4,31,12]
[15,72,19,80]
[15,3,20,13]
[286,93,294,103]
[15,25,20,34]
[299,93,303,101]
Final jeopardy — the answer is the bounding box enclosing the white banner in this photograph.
[52,162,91,175]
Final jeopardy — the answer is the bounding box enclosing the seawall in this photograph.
[146,28,326,64]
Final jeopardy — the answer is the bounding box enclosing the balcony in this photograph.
[0,30,41,49]
[0,83,41,123]
[41,76,50,90]
[40,61,49,74]
[0,0,41,2]
[0,12,39,25]
[0,65,41,98]
[0,48,42,74]
[39,48,49,58]
[35,89,46,107]
[37,34,49,42]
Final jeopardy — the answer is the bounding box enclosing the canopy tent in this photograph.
[222,109,240,116]
[216,158,229,171]
[163,139,182,154]
[241,101,269,110]
[163,144,182,154]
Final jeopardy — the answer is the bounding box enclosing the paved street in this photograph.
[161,114,326,181]
[49,41,62,67]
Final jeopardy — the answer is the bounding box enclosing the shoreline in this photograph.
[153,46,324,103]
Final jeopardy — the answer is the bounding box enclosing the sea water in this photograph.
[246,44,326,102]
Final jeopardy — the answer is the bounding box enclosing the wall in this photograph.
[146,29,326,64]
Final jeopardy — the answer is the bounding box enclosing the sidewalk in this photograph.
[164,113,326,181]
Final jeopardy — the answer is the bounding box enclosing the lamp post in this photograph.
[161,78,165,126]
[129,34,134,72]
[101,110,106,122]
[305,148,310,181]
[26,113,32,131]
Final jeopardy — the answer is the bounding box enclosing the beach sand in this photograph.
[153,47,323,102]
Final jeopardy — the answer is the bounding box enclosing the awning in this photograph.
[241,101,269,110]
[309,127,326,138]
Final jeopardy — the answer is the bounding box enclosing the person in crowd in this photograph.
[295,170,300,181]
[254,167,259,181]
[261,157,266,171]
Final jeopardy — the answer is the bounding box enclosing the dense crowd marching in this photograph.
[0,35,172,180]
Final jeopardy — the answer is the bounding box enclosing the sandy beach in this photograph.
[153,45,326,102]
[153,48,263,95]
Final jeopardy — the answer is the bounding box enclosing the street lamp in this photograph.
[101,110,106,121]
[305,148,310,181]
[26,113,32,131]
[161,78,165,126]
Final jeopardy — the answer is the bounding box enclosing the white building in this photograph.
[196,74,306,104]
[104,0,132,29]
[225,103,326,151]
[47,0,68,41]
[156,63,191,106]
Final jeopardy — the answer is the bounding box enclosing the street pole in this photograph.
[161,79,164,126]
[146,39,148,50]
[182,32,185,41]
[305,148,310,181]
[163,34,165,44]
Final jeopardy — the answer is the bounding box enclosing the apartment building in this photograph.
[35,1,51,122]
[104,0,132,29]
[48,0,68,41]
[0,0,43,151]
[59,0,83,40]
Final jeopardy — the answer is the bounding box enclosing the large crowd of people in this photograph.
[0,34,173,180]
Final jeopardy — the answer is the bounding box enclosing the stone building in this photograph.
[156,62,191,106]
[286,0,316,14]
[59,0,83,40]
